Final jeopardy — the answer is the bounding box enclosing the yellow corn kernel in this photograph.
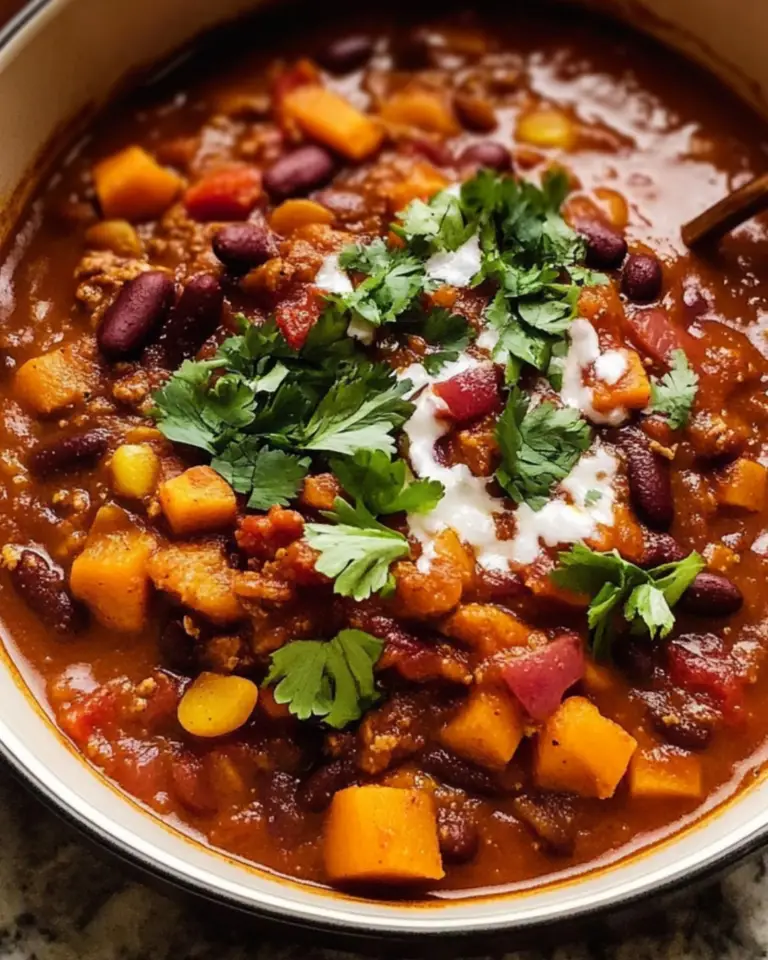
[516,107,577,151]
[110,444,160,499]
[84,219,143,257]
[269,198,333,235]
[177,672,259,738]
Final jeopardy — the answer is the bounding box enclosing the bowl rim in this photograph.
[2,0,768,941]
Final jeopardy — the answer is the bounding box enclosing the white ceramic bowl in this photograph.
[1,0,768,944]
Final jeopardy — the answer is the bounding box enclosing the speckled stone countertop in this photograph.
[0,763,765,960]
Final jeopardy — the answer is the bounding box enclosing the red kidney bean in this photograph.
[437,807,480,863]
[311,188,367,221]
[298,756,358,812]
[317,34,374,74]
[621,253,663,302]
[575,218,627,269]
[510,793,576,855]
[391,28,432,69]
[682,276,712,319]
[420,746,503,796]
[97,271,175,359]
[8,549,80,634]
[212,220,278,272]
[158,273,223,368]
[403,137,456,168]
[681,572,743,617]
[263,145,336,199]
[158,620,196,676]
[645,691,713,750]
[641,531,687,567]
[28,429,109,475]
[170,752,217,815]
[457,141,512,172]
[622,432,674,529]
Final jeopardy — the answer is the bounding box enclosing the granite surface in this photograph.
[0,762,764,960]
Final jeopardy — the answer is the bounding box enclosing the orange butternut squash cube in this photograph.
[159,466,237,536]
[386,162,449,214]
[440,686,524,769]
[591,350,650,413]
[535,696,637,799]
[717,458,767,512]
[15,344,96,415]
[629,749,703,799]
[148,542,244,625]
[269,198,333,235]
[282,86,383,161]
[442,603,530,656]
[70,505,155,632]
[324,786,444,884]
[93,146,183,222]
[380,89,459,136]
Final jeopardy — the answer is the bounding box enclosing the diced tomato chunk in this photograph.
[275,286,323,349]
[58,685,121,746]
[433,363,501,423]
[667,634,744,719]
[622,307,695,365]
[184,164,263,221]
[170,751,218,815]
[236,506,305,559]
[502,632,585,721]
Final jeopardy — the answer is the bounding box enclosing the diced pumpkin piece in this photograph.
[84,219,143,257]
[440,685,524,769]
[432,528,476,591]
[380,89,459,136]
[158,466,237,536]
[93,146,183,222]
[591,350,650,412]
[15,344,96,415]
[282,86,383,161]
[148,542,244,625]
[110,443,160,499]
[386,162,449,213]
[70,505,155,632]
[594,187,629,229]
[299,473,342,512]
[324,786,444,884]
[177,672,258,738]
[516,107,577,151]
[717,458,767,512]
[535,696,637,799]
[586,503,645,564]
[442,603,530,656]
[628,749,703,799]
[270,198,333,234]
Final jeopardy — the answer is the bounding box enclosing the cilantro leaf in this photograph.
[300,371,413,457]
[212,441,310,510]
[402,308,476,375]
[395,189,472,253]
[152,360,254,453]
[649,349,698,429]
[336,240,425,326]
[330,449,443,516]
[305,498,410,600]
[552,544,705,658]
[495,389,592,509]
[264,629,384,728]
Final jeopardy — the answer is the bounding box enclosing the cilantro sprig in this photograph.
[495,388,592,509]
[551,544,705,659]
[330,449,443,517]
[649,349,698,429]
[264,629,384,729]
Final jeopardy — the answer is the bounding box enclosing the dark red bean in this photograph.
[391,28,432,69]
[212,221,279,272]
[510,793,576,855]
[420,747,503,796]
[437,807,480,864]
[158,620,196,676]
[317,34,374,74]
[473,568,527,603]
[621,253,663,303]
[458,141,512,172]
[682,277,711,320]
[403,138,456,168]
[575,218,627,270]
[158,273,223,368]
[311,189,366,221]
[644,691,713,751]
[623,432,674,530]
[641,531,687,568]
[8,549,80,634]
[681,572,743,617]
[28,429,109,475]
[263,145,336,199]
[170,752,217,815]
[97,271,175,359]
[298,757,358,812]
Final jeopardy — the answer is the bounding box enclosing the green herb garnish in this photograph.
[551,544,705,659]
[649,349,698,429]
[330,448,443,517]
[264,629,384,728]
